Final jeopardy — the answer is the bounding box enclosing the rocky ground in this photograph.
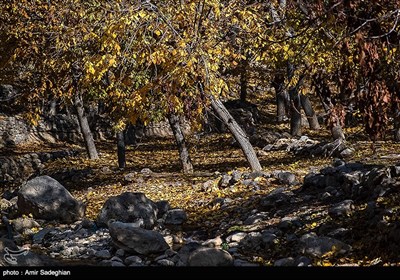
[1,132,400,267]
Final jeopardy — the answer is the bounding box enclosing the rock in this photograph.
[164,209,187,225]
[233,259,259,267]
[219,174,233,188]
[157,259,175,266]
[274,257,295,266]
[124,255,143,266]
[303,173,326,189]
[95,249,111,259]
[140,168,152,174]
[260,190,293,210]
[230,170,242,184]
[295,256,312,266]
[17,176,85,223]
[110,256,123,263]
[299,233,351,258]
[112,261,125,267]
[340,148,354,158]
[0,238,56,266]
[202,179,218,192]
[0,198,13,212]
[333,159,346,167]
[328,200,354,218]
[226,232,247,243]
[156,200,170,218]
[188,247,233,266]
[175,242,201,266]
[276,171,297,185]
[244,212,269,225]
[97,192,158,229]
[115,249,125,257]
[123,173,136,182]
[240,232,263,251]
[80,218,96,230]
[261,232,279,247]
[327,228,349,239]
[247,171,264,179]
[32,227,54,244]
[109,221,169,255]
[11,217,40,233]
[202,236,223,248]
[278,217,301,231]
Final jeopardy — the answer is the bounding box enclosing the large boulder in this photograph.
[188,247,233,266]
[97,192,158,229]
[109,221,169,255]
[17,176,85,223]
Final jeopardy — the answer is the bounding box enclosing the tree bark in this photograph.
[272,74,289,122]
[168,113,194,174]
[210,96,262,171]
[74,93,99,160]
[394,109,400,142]
[300,94,320,130]
[289,87,302,136]
[240,71,247,102]
[117,130,126,169]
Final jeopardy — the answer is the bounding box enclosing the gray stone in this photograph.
[115,249,125,257]
[240,232,263,250]
[164,209,187,225]
[111,261,125,267]
[95,249,111,259]
[244,212,269,225]
[340,148,354,158]
[278,217,301,231]
[0,198,12,211]
[276,172,297,185]
[233,259,259,267]
[274,257,295,266]
[157,259,175,266]
[303,173,326,189]
[261,232,278,247]
[109,221,169,255]
[226,232,247,243]
[17,176,85,223]
[230,170,242,184]
[11,217,40,233]
[124,255,143,265]
[97,192,158,229]
[110,256,123,262]
[80,218,96,229]
[328,200,354,218]
[175,242,201,266]
[202,236,223,248]
[32,227,54,244]
[100,260,113,266]
[156,200,170,218]
[219,174,233,188]
[299,233,351,258]
[188,247,233,266]
[295,256,312,266]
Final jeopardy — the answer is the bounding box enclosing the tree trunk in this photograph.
[272,74,289,122]
[289,87,302,136]
[74,93,99,160]
[49,100,57,116]
[240,71,247,102]
[117,130,126,169]
[210,96,262,171]
[394,109,400,142]
[300,94,320,130]
[168,113,193,174]
[331,125,345,141]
